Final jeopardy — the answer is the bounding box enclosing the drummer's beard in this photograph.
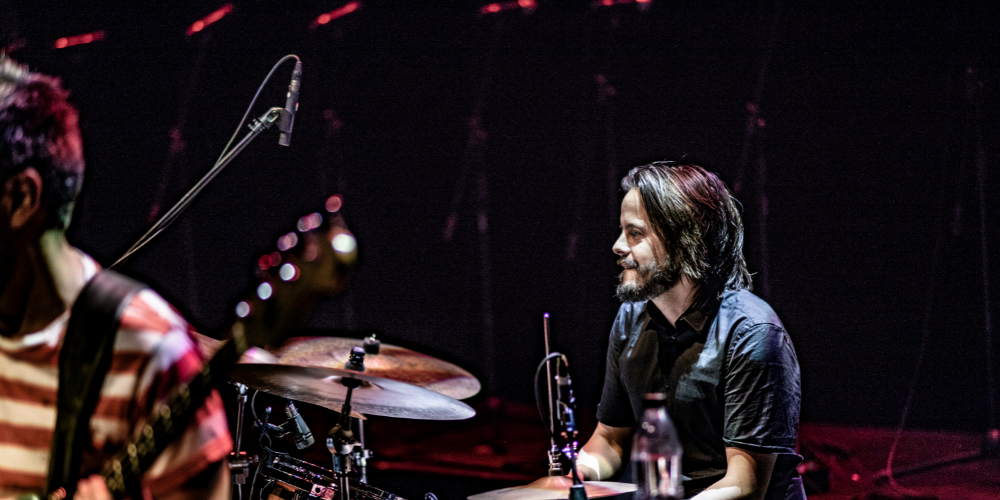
[615,257,680,303]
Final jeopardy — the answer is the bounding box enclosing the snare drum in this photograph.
[262,455,406,500]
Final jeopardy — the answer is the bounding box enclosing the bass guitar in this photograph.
[18,196,357,500]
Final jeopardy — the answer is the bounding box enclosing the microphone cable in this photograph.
[112,54,301,268]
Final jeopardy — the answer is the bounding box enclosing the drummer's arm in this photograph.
[690,448,775,500]
[577,423,633,481]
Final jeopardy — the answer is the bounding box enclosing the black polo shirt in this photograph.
[596,289,805,499]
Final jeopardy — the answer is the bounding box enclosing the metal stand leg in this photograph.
[229,383,250,500]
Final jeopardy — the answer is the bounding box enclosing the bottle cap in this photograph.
[641,392,667,408]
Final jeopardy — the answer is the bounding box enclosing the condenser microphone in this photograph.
[555,358,578,436]
[278,60,302,147]
[284,400,314,449]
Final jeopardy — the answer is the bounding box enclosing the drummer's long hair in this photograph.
[621,161,751,306]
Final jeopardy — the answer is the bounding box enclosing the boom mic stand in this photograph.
[112,54,301,268]
[554,355,587,500]
[543,314,563,477]
[869,64,999,490]
[112,107,285,267]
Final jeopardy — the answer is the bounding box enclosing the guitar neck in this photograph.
[10,335,242,500]
[101,331,243,498]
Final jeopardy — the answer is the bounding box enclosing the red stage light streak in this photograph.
[311,1,361,29]
[480,0,535,16]
[591,0,652,9]
[53,30,105,49]
[186,4,234,36]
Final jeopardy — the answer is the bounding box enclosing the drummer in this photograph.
[575,162,805,500]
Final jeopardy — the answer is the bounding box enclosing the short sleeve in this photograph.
[722,323,800,453]
[596,306,638,428]
[122,292,232,494]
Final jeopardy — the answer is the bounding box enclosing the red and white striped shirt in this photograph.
[0,255,232,497]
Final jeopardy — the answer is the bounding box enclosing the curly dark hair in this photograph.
[621,161,752,305]
[0,56,84,229]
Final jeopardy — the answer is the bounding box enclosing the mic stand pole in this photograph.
[555,355,586,500]
[543,313,563,476]
[563,422,587,500]
[567,445,587,500]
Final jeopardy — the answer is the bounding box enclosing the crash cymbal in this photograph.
[191,331,279,364]
[229,364,476,421]
[468,477,636,500]
[275,337,481,400]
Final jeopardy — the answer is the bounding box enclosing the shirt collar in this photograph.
[645,294,722,334]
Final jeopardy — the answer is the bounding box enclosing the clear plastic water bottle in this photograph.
[632,393,683,500]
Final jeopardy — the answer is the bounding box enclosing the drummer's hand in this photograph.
[74,475,112,500]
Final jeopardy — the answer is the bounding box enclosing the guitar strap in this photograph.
[46,269,147,498]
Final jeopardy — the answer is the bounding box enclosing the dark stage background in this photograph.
[4,0,1000,448]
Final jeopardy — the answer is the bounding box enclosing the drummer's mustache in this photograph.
[618,258,637,269]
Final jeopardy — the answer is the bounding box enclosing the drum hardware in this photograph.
[363,334,380,354]
[227,336,478,499]
[327,346,368,500]
[352,418,374,484]
[481,313,591,500]
[538,314,585,498]
[230,381,253,499]
[261,455,405,500]
[541,314,562,478]
[552,353,586,500]
[351,446,374,485]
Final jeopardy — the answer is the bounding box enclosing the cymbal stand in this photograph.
[352,419,373,484]
[228,382,251,500]
[351,334,380,483]
[327,347,367,500]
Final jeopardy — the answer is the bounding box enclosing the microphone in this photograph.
[555,358,578,437]
[283,400,315,449]
[278,60,302,146]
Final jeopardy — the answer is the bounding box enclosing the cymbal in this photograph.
[275,337,481,400]
[468,477,636,500]
[229,364,476,421]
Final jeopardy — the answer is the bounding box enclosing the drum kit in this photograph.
[199,332,636,500]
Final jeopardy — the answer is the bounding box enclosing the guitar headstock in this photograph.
[229,195,357,353]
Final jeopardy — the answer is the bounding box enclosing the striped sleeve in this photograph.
[116,290,233,495]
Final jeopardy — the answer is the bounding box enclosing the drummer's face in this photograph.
[613,189,666,291]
